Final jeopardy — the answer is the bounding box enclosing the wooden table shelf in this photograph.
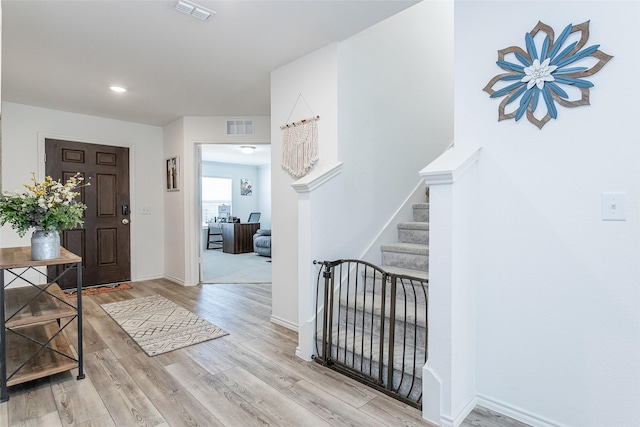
[0,246,84,402]
[5,283,76,329]
[5,322,78,387]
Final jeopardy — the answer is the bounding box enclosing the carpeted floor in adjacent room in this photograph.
[201,249,271,283]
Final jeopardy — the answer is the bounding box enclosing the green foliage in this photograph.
[0,173,88,237]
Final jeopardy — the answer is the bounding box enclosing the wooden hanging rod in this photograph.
[280,115,320,130]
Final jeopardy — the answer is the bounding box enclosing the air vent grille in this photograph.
[174,1,214,21]
[226,120,254,135]
[191,7,212,21]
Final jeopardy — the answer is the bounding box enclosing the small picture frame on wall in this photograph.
[240,178,252,196]
[166,156,179,191]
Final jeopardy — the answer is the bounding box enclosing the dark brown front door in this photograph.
[45,139,131,289]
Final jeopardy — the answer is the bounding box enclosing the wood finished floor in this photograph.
[0,279,529,427]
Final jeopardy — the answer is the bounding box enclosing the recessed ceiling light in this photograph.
[240,146,256,154]
[110,86,127,93]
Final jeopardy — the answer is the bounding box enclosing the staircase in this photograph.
[315,195,429,408]
[381,201,429,279]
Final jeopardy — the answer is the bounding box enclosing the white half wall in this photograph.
[455,2,640,426]
[271,43,340,328]
[1,102,165,282]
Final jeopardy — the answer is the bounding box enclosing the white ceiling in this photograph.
[1,0,418,127]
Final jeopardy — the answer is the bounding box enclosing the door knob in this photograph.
[122,218,130,225]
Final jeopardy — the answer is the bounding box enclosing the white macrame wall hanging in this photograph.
[281,94,320,178]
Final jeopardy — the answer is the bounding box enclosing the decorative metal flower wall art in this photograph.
[483,21,613,129]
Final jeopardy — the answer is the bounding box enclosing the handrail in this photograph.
[291,162,343,193]
[419,145,481,185]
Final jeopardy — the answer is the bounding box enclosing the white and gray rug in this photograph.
[100,295,228,356]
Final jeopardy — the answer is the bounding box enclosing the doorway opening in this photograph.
[197,144,271,284]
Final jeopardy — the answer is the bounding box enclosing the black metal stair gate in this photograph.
[313,259,428,409]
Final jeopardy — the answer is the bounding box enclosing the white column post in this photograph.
[420,146,481,427]
[292,162,343,361]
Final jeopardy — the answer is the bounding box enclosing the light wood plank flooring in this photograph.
[0,279,529,427]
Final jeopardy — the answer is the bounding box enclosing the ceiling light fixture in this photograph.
[240,146,256,154]
[174,1,215,21]
[110,86,127,93]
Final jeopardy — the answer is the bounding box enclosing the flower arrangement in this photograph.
[0,173,88,237]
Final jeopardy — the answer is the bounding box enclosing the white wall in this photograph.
[202,161,264,224]
[1,102,165,282]
[163,118,186,284]
[271,43,340,328]
[334,0,453,259]
[455,2,640,426]
[184,116,271,144]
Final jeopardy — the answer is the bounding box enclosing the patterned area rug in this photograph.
[65,283,132,297]
[100,295,228,356]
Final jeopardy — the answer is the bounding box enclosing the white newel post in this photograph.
[292,163,343,361]
[295,189,314,361]
[419,146,481,427]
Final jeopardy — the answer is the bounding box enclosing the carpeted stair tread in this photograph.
[382,266,428,281]
[397,222,428,230]
[362,266,428,281]
[361,265,429,281]
[341,294,427,328]
[320,326,426,376]
[380,242,429,255]
[361,268,428,305]
[362,265,429,281]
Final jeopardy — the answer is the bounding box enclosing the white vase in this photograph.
[31,229,61,261]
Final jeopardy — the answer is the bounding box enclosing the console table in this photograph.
[0,246,84,402]
[221,223,260,254]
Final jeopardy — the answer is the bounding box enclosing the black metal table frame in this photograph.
[0,260,84,402]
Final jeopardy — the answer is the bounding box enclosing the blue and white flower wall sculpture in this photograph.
[483,21,612,129]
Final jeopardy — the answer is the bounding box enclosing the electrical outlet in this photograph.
[141,207,151,215]
[602,192,626,221]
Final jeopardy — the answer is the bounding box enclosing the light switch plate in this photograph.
[602,192,626,221]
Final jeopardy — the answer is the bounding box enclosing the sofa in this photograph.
[253,229,271,257]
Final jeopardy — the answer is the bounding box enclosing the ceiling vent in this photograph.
[226,120,254,136]
[174,1,215,21]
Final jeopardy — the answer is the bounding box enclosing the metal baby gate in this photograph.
[313,259,428,409]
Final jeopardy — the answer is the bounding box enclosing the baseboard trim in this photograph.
[477,394,567,427]
[453,394,477,427]
[270,315,298,332]
[163,275,186,286]
[133,274,164,282]
[437,394,476,427]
